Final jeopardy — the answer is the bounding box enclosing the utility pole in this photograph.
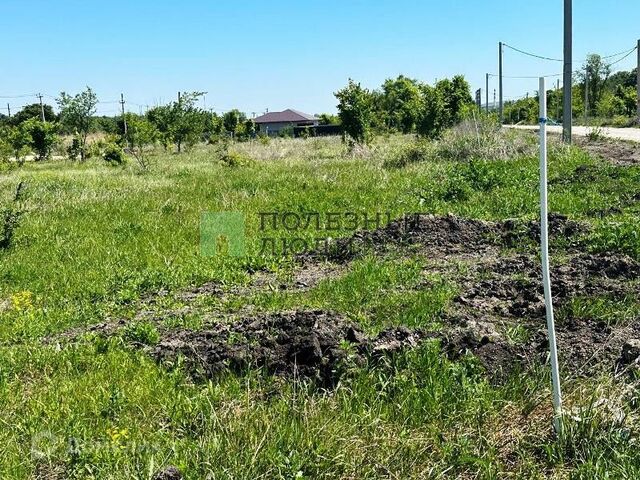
[120,93,128,137]
[493,89,496,111]
[177,91,181,104]
[37,93,46,122]
[499,42,504,123]
[637,39,640,125]
[584,67,589,124]
[6,103,10,118]
[485,73,489,114]
[556,79,561,121]
[562,0,572,143]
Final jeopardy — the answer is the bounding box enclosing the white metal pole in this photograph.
[539,77,563,434]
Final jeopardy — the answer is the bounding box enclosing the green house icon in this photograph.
[200,212,246,257]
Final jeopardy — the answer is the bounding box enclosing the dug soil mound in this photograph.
[301,213,587,263]
[444,250,640,377]
[153,310,425,385]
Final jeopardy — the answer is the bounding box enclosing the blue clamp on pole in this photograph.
[539,117,548,124]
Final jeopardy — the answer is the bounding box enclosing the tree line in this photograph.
[335,74,474,144]
[0,74,476,164]
[504,55,638,124]
[0,89,267,165]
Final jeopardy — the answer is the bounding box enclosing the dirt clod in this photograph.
[153,310,424,385]
[620,339,640,365]
[152,466,183,480]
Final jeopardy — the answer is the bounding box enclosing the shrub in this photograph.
[586,126,604,142]
[383,141,432,169]
[433,117,537,162]
[441,173,472,202]
[220,150,254,167]
[125,114,158,170]
[103,143,126,165]
[22,119,58,160]
[6,125,31,165]
[66,137,82,161]
[335,79,374,144]
[86,139,106,159]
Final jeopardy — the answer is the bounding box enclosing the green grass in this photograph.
[1,134,640,478]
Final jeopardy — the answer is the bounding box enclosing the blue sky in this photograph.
[2,0,639,116]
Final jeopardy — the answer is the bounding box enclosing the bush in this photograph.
[125,114,158,170]
[67,137,82,161]
[433,117,537,162]
[86,139,106,159]
[22,119,58,160]
[103,143,126,165]
[6,125,31,165]
[383,141,432,169]
[220,150,254,167]
[335,79,374,144]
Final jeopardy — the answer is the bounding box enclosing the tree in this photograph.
[381,75,424,133]
[416,84,447,138]
[146,105,173,150]
[57,87,98,161]
[417,75,474,137]
[578,54,611,114]
[614,85,637,116]
[596,91,624,118]
[203,112,224,142]
[222,109,247,136]
[10,103,56,126]
[6,125,31,165]
[243,119,256,139]
[125,114,158,169]
[335,79,374,144]
[146,93,207,153]
[318,113,340,125]
[170,92,206,152]
[22,118,58,160]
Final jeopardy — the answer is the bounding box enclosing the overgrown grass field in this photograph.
[1,130,639,478]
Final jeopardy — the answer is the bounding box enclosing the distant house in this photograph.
[253,109,319,136]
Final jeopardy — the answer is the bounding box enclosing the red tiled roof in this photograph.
[254,109,317,124]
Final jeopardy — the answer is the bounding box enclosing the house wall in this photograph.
[258,122,292,135]
[258,120,319,136]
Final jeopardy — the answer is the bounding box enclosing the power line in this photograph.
[503,43,563,62]
[601,45,638,60]
[0,93,37,99]
[488,73,561,79]
[604,46,638,68]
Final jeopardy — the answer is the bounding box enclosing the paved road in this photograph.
[507,125,640,143]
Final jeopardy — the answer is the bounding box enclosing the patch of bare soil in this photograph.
[442,251,640,377]
[52,213,640,383]
[153,310,425,386]
[577,137,640,166]
[300,213,587,263]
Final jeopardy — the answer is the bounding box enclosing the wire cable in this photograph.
[604,46,638,68]
[488,73,562,79]
[601,45,638,60]
[0,93,37,99]
[502,43,563,62]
